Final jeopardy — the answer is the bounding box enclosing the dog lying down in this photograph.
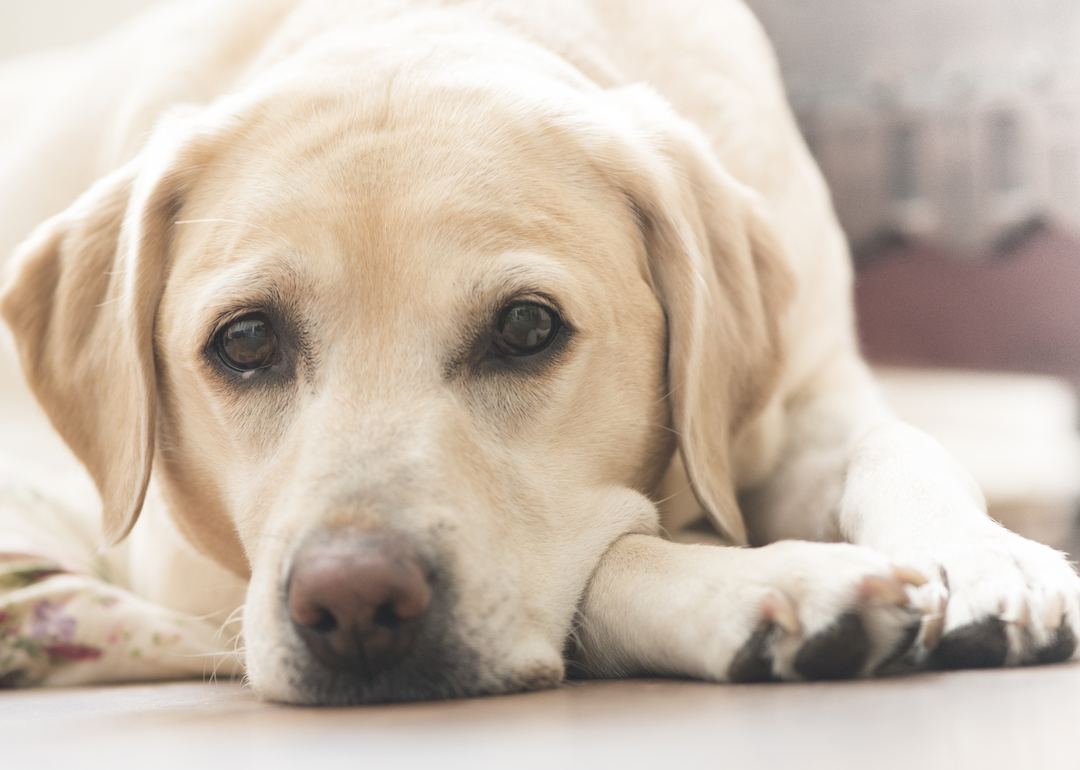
[1,0,1078,703]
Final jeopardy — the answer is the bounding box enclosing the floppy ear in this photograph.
[0,135,190,546]
[600,86,795,545]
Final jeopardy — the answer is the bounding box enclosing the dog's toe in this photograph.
[931,617,1009,669]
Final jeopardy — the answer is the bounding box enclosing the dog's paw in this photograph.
[907,531,1080,670]
[724,541,936,682]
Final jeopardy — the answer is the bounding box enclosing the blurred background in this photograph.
[3,0,1080,552]
[745,0,1080,553]
[0,0,153,59]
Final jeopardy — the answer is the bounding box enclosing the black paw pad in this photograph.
[794,612,870,680]
[1034,625,1076,665]
[729,624,779,683]
[932,617,1008,669]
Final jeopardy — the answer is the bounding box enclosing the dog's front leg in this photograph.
[573,533,931,682]
[744,362,1080,670]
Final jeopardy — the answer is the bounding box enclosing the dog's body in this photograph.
[1,0,1077,703]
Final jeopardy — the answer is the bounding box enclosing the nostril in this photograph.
[373,602,401,631]
[310,607,338,634]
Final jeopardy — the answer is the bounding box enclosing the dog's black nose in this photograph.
[287,529,432,675]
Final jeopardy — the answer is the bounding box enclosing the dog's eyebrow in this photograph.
[468,253,579,308]
[179,247,309,331]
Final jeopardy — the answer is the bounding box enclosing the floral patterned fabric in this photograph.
[0,454,243,688]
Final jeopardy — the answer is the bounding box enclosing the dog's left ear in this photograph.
[597,85,795,545]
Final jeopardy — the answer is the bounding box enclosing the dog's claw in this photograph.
[760,590,800,634]
[1043,594,1065,630]
[892,566,928,588]
[859,574,909,606]
[921,593,947,650]
[1005,600,1031,628]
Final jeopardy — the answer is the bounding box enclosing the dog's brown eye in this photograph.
[494,302,558,356]
[217,315,278,371]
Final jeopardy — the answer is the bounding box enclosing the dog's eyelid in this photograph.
[202,300,279,341]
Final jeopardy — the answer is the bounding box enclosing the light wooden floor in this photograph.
[3,665,1079,769]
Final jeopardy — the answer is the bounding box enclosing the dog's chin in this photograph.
[279,651,564,706]
[246,612,566,705]
[254,644,565,706]
[283,646,483,706]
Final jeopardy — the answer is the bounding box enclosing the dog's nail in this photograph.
[923,612,945,650]
[1002,601,1030,627]
[892,566,928,587]
[1044,594,1065,629]
[859,575,909,606]
[911,584,943,616]
[920,593,947,650]
[761,591,800,635]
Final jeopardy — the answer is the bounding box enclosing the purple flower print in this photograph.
[29,600,76,642]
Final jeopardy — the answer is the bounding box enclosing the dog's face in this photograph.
[0,50,791,703]
[156,84,675,700]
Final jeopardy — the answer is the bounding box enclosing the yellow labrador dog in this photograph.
[2,0,1078,703]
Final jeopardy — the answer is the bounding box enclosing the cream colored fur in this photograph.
[1,0,1077,702]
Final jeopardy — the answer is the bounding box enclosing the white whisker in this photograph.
[174,217,283,240]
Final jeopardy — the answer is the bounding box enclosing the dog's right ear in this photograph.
[0,133,191,547]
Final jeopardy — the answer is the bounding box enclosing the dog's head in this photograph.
[0,43,791,703]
